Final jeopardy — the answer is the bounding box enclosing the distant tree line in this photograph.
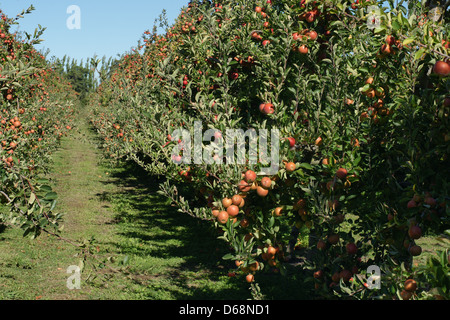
[49,56,96,102]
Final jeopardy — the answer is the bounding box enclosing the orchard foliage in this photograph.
[0,7,76,238]
[89,0,449,299]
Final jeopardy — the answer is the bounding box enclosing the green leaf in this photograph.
[414,48,426,61]
[346,65,358,77]
[50,200,58,211]
[78,259,85,273]
[298,163,313,170]
[269,216,275,228]
[408,14,416,27]
[28,193,36,205]
[373,26,386,34]
[38,185,53,193]
[329,21,344,28]
[359,84,371,93]
[391,20,401,31]
[402,38,414,46]
[222,253,234,260]
[397,12,404,26]
[44,192,58,201]
[358,67,369,74]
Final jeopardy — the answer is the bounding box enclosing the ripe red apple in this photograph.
[262,103,275,114]
[336,168,348,180]
[400,290,413,300]
[346,243,358,255]
[285,162,296,173]
[298,45,308,54]
[317,240,326,250]
[313,270,323,279]
[260,177,272,189]
[433,61,450,77]
[380,44,393,55]
[308,30,318,41]
[404,279,417,292]
[228,70,239,80]
[257,186,269,197]
[287,137,295,148]
[424,196,437,207]
[442,40,450,49]
[407,199,417,209]
[244,170,257,183]
[327,234,340,245]
[409,245,422,256]
[340,269,352,282]
[408,225,422,240]
[331,272,340,282]
[305,12,316,23]
[386,35,396,46]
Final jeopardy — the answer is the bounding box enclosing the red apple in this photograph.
[244,170,257,183]
[433,61,450,77]
[408,225,422,240]
[287,137,295,148]
[262,103,275,114]
[336,168,348,180]
[346,243,358,255]
[407,199,417,209]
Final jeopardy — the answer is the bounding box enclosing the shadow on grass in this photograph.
[96,159,312,300]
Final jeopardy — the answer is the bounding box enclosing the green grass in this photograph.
[91,161,251,300]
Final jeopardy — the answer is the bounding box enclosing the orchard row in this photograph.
[89,0,449,299]
[0,8,76,238]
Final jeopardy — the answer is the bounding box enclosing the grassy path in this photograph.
[0,109,251,300]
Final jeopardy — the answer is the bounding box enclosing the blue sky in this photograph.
[0,0,189,63]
